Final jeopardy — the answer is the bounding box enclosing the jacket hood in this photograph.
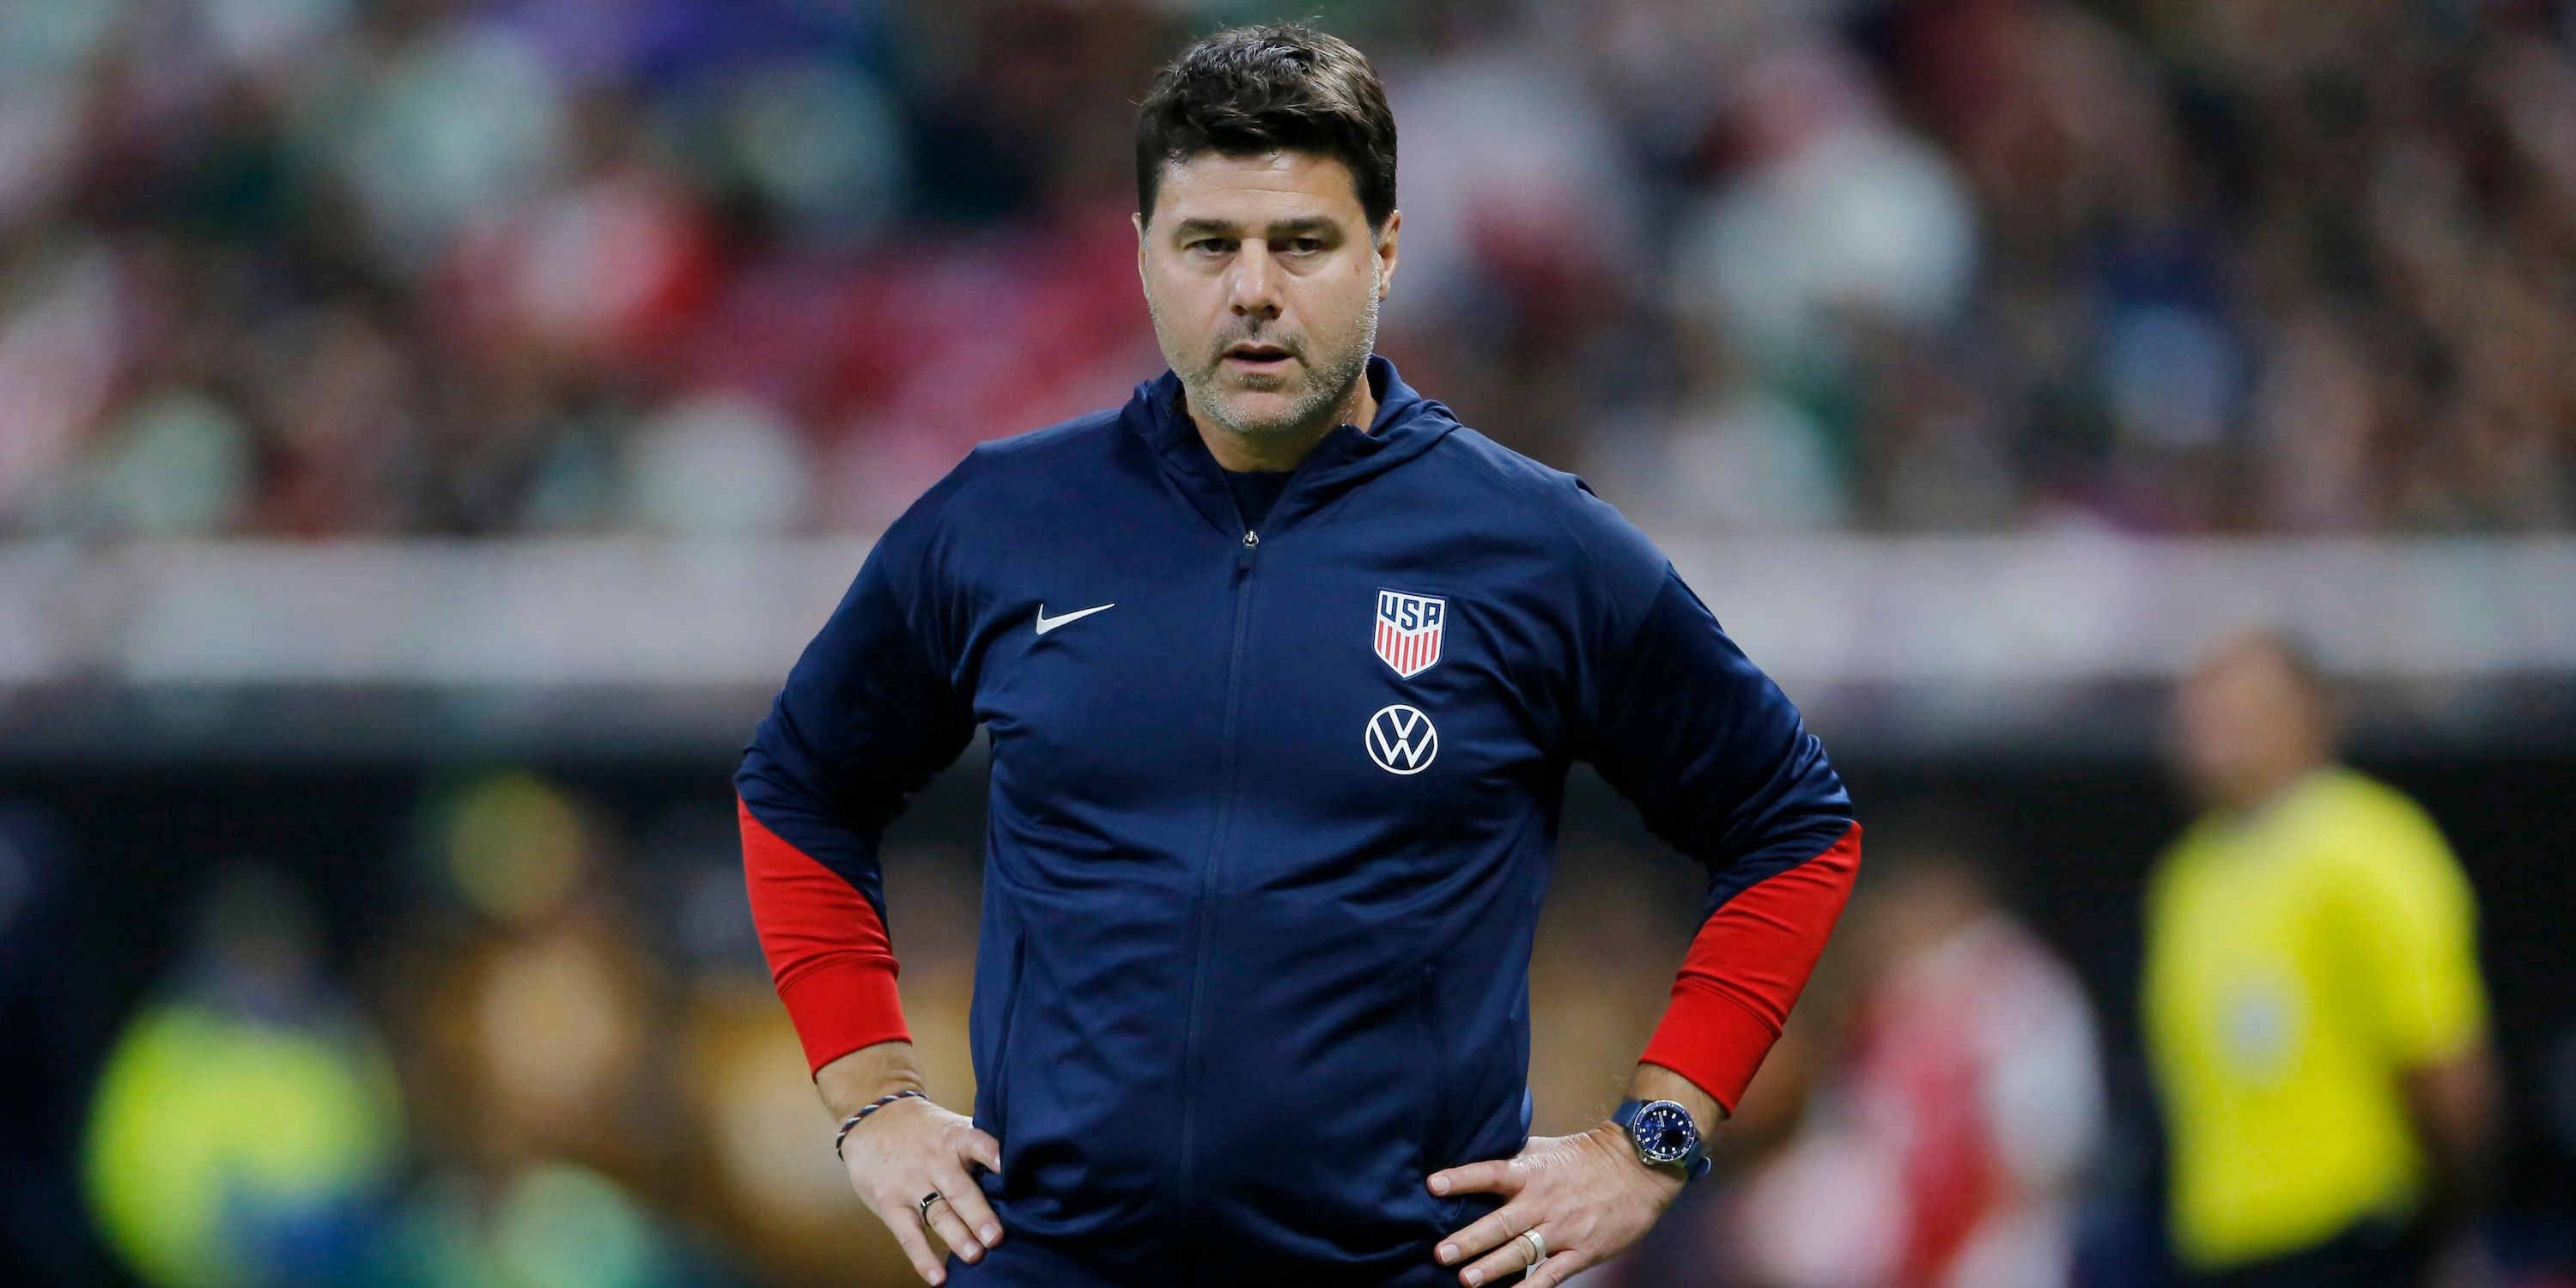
[1122,353,1461,536]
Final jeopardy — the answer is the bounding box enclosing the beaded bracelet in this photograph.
[833,1089,929,1161]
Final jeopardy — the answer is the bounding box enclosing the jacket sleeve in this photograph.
[735,464,980,1077]
[1571,494,1859,1115]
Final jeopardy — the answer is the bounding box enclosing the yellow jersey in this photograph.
[2142,767,2487,1271]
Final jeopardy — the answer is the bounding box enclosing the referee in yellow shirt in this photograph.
[2144,630,2499,1288]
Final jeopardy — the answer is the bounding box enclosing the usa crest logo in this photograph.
[1373,589,1446,679]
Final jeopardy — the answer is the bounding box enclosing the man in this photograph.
[1732,840,2102,1288]
[737,24,1860,1288]
[2143,631,2498,1287]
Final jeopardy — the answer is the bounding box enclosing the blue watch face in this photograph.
[1631,1101,1698,1164]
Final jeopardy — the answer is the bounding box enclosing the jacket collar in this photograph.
[1122,354,1460,537]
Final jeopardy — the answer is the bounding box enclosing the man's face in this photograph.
[1136,149,1400,444]
[2171,640,2330,811]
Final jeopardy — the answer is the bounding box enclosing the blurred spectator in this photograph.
[1673,42,1978,378]
[371,770,732,1288]
[1725,841,2103,1288]
[82,863,403,1288]
[381,772,658,1181]
[381,1159,716,1288]
[2145,630,2500,1286]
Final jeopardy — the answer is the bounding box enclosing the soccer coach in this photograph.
[737,23,1861,1288]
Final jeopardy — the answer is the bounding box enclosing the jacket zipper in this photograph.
[1174,525,1260,1253]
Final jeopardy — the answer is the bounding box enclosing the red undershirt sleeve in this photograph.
[740,795,913,1073]
[1640,823,1862,1112]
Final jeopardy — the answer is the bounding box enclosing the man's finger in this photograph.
[1524,1247,1591,1288]
[937,1164,1005,1248]
[922,1193,986,1263]
[963,1127,1004,1175]
[877,1197,951,1286]
[1433,1200,1537,1271]
[1427,1158,1519,1199]
[1459,1220,1550,1288]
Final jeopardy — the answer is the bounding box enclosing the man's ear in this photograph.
[1133,210,1150,286]
[1373,209,1401,301]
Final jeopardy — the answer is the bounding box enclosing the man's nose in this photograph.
[1227,243,1282,319]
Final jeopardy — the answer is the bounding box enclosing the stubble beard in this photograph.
[1151,265,1382,449]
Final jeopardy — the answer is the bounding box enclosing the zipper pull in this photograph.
[1237,529,1259,569]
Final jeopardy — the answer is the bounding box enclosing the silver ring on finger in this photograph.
[918,1190,945,1224]
[1518,1227,1547,1266]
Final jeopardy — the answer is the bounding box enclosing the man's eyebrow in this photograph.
[1263,217,1340,238]
[1170,216,1344,239]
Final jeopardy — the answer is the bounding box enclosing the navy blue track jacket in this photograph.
[737,355,1860,1287]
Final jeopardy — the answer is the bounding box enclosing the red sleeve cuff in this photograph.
[738,794,913,1076]
[1638,822,1862,1114]
[775,954,913,1075]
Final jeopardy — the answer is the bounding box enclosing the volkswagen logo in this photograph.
[1364,703,1438,775]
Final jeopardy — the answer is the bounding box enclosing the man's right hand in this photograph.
[818,1042,1005,1286]
[838,1092,1005,1285]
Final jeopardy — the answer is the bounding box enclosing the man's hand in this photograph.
[1426,1123,1684,1287]
[837,1094,1005,1285]
[817,1042,1004,1286]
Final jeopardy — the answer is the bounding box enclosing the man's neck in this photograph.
[2222,759,2330,818]
[1187,376,1378,473]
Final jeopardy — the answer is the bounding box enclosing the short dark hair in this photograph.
[1134,23,1397,234]
[2208,626,2332,701]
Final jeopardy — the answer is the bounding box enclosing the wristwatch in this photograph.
[1613,1098,1712,1182]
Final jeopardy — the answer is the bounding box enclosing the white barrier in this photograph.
[4,535,2572,689]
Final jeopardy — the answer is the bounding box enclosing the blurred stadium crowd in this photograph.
[3,0,2573,540]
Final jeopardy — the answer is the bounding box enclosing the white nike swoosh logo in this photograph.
[1034,602,1115,635]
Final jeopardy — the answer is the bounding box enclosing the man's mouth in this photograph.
[1223,343,1296,372]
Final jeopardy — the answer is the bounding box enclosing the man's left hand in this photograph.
[1427,1123,1684,1286]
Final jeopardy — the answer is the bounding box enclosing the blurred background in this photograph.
[2,0,2573,1285]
